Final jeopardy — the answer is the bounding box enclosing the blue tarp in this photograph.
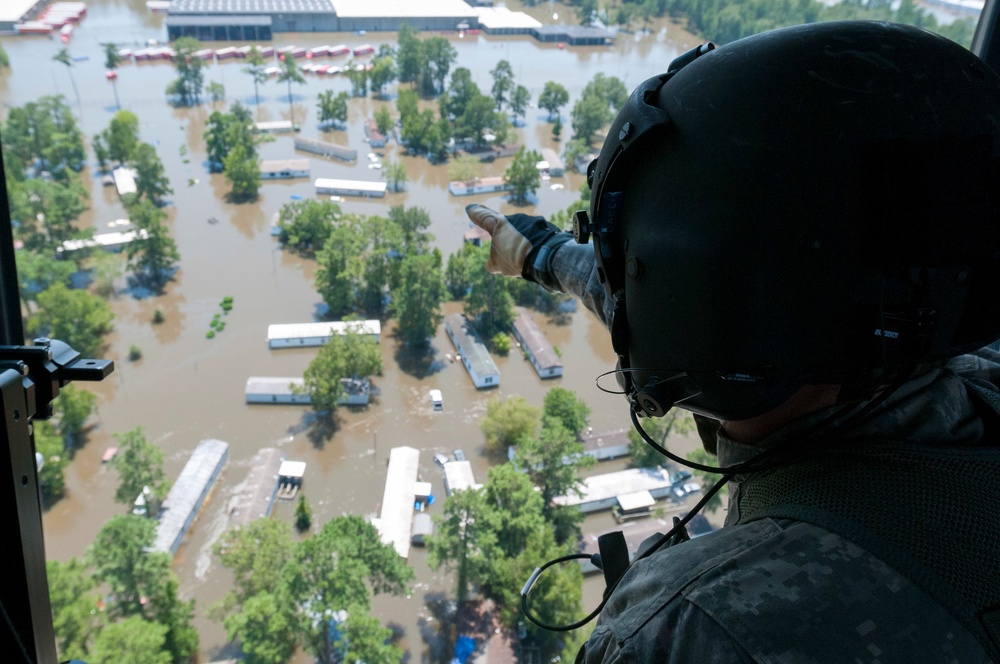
[452,635,476,664]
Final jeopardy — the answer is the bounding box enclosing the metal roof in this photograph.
[512,307,562,372]
[267,320,381,340]
[377,446,420,558]
[331,0,477,18]
[165,14,272,25]
[445,314,499,382]
[170,0,332,13]
[153,439,229,555]
[473,6,541,29]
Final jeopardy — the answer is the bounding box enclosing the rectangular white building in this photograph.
[314,178,387,198]
[267,320,381,348]
[260,159,310,179]
[444,313,499,389]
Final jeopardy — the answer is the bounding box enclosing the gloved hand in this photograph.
[465,204,571,282]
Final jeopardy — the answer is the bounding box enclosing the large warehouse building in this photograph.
[167,0,481,37]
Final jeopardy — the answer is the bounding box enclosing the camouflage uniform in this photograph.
[537,243,1000,663]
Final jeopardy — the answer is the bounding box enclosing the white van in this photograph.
[429,389,443,411]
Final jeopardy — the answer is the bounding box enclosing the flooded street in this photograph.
[1,3,701,659]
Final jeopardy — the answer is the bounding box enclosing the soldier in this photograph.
[467,21,1000,662]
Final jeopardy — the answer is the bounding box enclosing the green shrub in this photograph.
[206,330,215,339]
[128,345,142,361]
[152,309,165,325]
[491,333,511,356]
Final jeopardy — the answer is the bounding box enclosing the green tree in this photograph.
[54,383,97,448]
[15,250,75,310]
[387,204,432,254]
[627,410,696,468]
[423,36,457,96]
[53,48,81,106]
[295,494,312,532]
[396,23,423,86]
[374,104,394,136]
[86,514,169,616]
[2,96,85,176]
[570,74,627,147]
[315,215,366,314]
[369,54,397,94]
[302,329,383,412]
[384,160,408,192]
[29,284,113,357]
[335,612,404,664]
[207,80,226,102]
[130,142,172,206]
[455,93,505,148]
[223,591,298,664]
[490,59,514,111]
[515,416,594,543]
[317,90,349,127]
[504,146,542,205]
[390,251,446,348]
[277,55,306,124]
[543,386,591,437]
[243,45,269,109]
[167,37,205,105]
[441,67,479,121]
[36,420,69,501]
[427,485,496,602]
[284,516,413,664]
[102,110,140,164]
[86,250,125,298]
[278,198,342,253]
[47,558,103,661]
[102,42,123,109]
[89,616,171,664]
[223,142,260,202]
[0,40,9,69]
[510,84,531,126]
[111,427,170,517]
[9,178,90,254]
[125,198,180,289]
[552,114,563,141]
[344,62,369,97]
[214,519,296,605]
[204,102,257,173]
[464,255,515,338]
[480,395,540,458]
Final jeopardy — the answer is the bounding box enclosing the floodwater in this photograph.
[0,3,706,660]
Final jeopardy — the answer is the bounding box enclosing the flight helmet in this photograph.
[573,21,1000,421]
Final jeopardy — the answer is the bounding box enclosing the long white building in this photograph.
[267,320,381,348]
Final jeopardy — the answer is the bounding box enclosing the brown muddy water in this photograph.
[1,4,705,660]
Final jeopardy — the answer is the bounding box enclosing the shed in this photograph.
[279,460,306,484]
[443,460,477,496]
[444,314,499,389]
[539,148,565,176]
[112,167,137,199]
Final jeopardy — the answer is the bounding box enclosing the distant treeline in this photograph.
[569,0,977,48]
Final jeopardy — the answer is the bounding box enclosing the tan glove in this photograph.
[465,204,568,281]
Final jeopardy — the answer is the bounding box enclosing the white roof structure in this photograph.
[2,0,38,21]
[553,467,673,508]
[113,167,137,197]
[331,0,477,18]
[443,460,476,495]
[473,6,542,29]
[617,490,655,512]
[58,229,149,254]
[376,446,420,558]
[314,178,388,195]
[267,320,381,341]
[279,460,306,479]
[154,439,229,555]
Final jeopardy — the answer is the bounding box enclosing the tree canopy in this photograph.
[111,427,170,517]
[302,328,383,412]
[504,146,542,205]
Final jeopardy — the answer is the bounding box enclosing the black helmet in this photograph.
[574,21,1000,421]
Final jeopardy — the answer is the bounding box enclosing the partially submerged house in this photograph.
[267,320,381,348]
[512,307,563,379]
[444,314,499,389]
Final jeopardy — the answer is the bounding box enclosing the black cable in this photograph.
[0,596,34,664]
[521,375,912,633]
[521,473,732,632]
